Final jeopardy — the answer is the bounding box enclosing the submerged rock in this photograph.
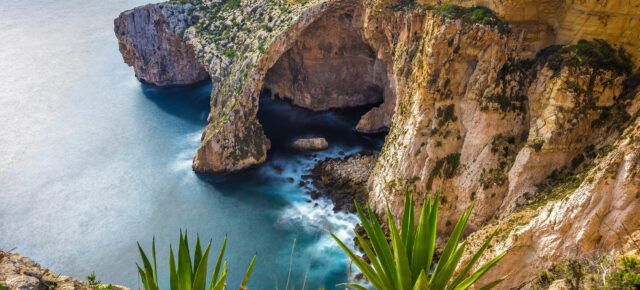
[291,137,328,152]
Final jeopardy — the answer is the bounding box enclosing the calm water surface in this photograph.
[0,1,383,289]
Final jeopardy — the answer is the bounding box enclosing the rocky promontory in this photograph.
[0,249,127,290]
[114,3,209,86]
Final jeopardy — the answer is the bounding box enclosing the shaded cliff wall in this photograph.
[263,10,389,112]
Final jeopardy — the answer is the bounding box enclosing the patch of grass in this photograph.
[479,94,524,112]
[436,104,457,127]
[86,273,113,290]
[223,49,236,58]
[529,140,544,152]
[426,153,461,190]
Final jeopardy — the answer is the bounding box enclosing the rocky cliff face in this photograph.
[116,0,640,287]
[114,3,209,86]
[461,113,640,289]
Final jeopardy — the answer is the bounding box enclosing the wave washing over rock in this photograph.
[115,0,640,287]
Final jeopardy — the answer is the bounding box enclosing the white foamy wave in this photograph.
[169,131,203,180]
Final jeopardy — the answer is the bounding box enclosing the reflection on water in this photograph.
[0,0,385,289]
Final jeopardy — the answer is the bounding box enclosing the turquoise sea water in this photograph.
[0,0,384,289]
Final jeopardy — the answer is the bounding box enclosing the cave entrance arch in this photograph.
[261,8,395,134]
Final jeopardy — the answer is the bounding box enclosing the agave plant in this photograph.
[332,189,506,289]
[137,231,256,290]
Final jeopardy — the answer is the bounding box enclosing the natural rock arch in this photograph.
[192,0,397,174]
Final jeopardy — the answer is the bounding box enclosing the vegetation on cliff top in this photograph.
[540,39,633,76]
[433,4,510,34]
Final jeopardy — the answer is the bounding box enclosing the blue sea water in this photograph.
[0,0,384,289]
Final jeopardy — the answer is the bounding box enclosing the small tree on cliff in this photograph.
[331,188,506,289]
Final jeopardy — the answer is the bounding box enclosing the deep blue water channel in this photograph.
[0,0,384,289]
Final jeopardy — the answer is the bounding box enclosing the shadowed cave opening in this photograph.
[259,9,395,138]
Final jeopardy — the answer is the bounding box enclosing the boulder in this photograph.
[291,137,328,152]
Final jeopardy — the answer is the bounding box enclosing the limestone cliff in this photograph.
[115,0,640,287]
[460,112,640,289]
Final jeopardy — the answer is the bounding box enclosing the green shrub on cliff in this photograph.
[331,188,506,289]
[434,4,510,34]
[86,273,114,290]
[534,255,640,289]
[544,40,633,75]
[136,232,256,290]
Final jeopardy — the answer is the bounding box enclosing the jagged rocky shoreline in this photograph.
[303,151,376,212]
[114,0,640,287]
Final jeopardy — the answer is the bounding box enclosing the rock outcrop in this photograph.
[291,137,329,151]
[306,151,376,212]
[0,249,127,290]
[114,3,209,86]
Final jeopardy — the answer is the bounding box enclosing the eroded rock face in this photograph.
[461,112,640,289]
[263,10,389,112]
[114,3,209,86]
[365,10,638,235]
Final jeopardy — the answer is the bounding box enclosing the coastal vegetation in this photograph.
[136,232,256,290]
[433,4,510,34]
[543,39,633,76]
[331,189,506,289]
[534,255,640,289]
